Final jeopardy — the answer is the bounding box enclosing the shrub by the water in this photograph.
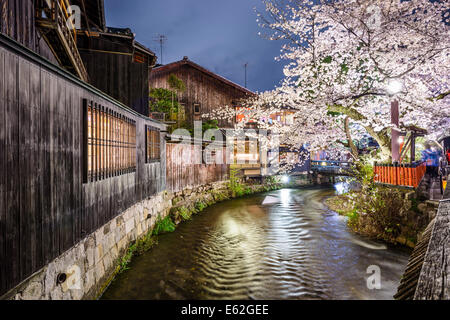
[152,215,176,235]
[326,159,430,246]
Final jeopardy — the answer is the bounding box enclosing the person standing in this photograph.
[422,142,439,178]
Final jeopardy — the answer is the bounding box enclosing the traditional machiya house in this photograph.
[149,56,255,128]
[76,27,156,117]
[0,0,167,298]
[233,106,302,178]
[149,57,266,178]
[2,0,156,116]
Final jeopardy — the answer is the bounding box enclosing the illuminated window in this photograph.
[146,126,161,162]
[84,99,136,183]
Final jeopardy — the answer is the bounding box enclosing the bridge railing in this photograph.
[311,160,352,168]
[373,161,426,188]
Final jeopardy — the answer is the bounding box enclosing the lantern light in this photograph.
[387,79,403,95]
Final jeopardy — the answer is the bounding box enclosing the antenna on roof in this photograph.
[243,62,249,88]
[153,34,167,65]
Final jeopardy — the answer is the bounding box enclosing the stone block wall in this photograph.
[2,180,267,300]
[2,191,176,300]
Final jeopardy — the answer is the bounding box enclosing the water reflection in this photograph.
[102,187,409,300]
[334,181,350,195]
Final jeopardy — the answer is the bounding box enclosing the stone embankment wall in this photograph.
[3,181,233,300]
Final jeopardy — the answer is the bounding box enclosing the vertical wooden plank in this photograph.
[55,77,63,254]
[48,72,59,259]
[4,50,20,291]
[0,47,7,295]
[18,58,32,280]
[75,93,84,241]
[40,69,51,264]
[30,62,43,273]
[60,81,73,251]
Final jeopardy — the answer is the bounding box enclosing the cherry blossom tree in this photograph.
[250,0,450,161]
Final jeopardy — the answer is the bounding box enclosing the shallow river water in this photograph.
[102,187,410,300]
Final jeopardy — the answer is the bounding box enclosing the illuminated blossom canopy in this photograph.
[229,0,450,161]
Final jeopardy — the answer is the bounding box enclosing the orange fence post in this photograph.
[399,164,404,186]
[385,165,388,184]
[406,165,412,187]
[374,161,427,189]
[395,163,399,185]
[387,167,392,184]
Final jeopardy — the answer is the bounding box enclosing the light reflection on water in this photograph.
[102,187,410,300]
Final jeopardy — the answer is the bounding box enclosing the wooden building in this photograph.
[0,0,60,64]
[76,27,157,117]
[149,56,255,128]
[71,0,157,116]
[0,31,166,297]
[1,0,156,117]
[0,0,165,297]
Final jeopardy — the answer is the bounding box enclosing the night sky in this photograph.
[104,0,287,93]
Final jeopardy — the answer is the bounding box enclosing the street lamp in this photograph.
[387,79,403,163]
[387,79,403,95]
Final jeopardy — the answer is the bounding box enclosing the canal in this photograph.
[102,187,410,300]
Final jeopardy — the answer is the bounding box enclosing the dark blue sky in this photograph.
[104,0,287,93]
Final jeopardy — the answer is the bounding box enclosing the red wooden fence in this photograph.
[166,143,229,192]
[373,162,426,188]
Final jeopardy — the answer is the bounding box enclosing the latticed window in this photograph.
[84,99,136,183]
[146,125,161,162]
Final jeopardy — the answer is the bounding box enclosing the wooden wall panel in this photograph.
[0,47,6,294]
[77,35,150,117]
[0,37,165,296]
[0,0,57,64]
[4,50,20,290]
[166,143,228,193]
[18,58,31,279]
[40,69,52,265]
[150,63,252,128]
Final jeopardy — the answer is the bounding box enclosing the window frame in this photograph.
[83,99,137,183]
[194,103,201,114]
[145,125,161,163]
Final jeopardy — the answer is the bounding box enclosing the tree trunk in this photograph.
[364,125,392,161]
[329,104,392,161]
[344,117,359,159]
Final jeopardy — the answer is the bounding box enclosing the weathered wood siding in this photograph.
[0,36,165,296]
[414,187,450,299]
[150,63,251,128]
[166,143,228,193]
[0,0,57,63]
[77,34,151,117]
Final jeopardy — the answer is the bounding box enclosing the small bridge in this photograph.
[310,160,353,176]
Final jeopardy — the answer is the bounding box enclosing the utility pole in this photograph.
[153,34,167,65]
[244,62,248,88]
